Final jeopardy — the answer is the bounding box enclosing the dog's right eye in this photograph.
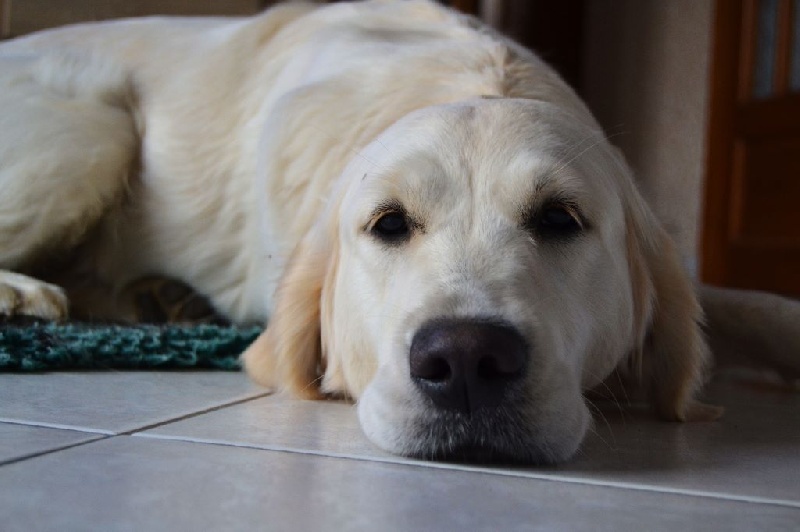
[371,212,410,241]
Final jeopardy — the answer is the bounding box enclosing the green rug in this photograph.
[0,317,261,372]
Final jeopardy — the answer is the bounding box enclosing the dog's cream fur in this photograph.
[1,0,797,463]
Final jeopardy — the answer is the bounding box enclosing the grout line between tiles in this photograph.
[0,393,270,467]
[0,435,111,467]
[0,392,271,438]
[119,392,272,436]
[131,432,800,510]
[0,418,116,435]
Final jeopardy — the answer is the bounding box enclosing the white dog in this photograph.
[1,0,797,463]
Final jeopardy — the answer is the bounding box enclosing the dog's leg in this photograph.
[124,277,229,325]
[700,285,800,382]
[0,53,138,319]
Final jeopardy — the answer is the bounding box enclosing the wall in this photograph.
[582,0,713,275]
[3,0,262,37]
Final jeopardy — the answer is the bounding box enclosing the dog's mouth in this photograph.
[405,404,560,465]
[414,445,532,465]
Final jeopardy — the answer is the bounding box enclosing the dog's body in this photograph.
[1,0,797,463]
[1,2,322,323]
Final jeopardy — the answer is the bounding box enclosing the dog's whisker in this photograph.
[611,368,632,409]
[374,137,392,156]
[582,368,627,429]
[549,135,607,178]
[593,374,625,410]
[300,373,327,396]
[584,398,617,450]
[548,128,627,181]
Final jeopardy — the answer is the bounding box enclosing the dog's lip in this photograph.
[403,401,560,465]
[408,443,551,466]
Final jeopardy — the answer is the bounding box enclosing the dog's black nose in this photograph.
[409,318,528,414]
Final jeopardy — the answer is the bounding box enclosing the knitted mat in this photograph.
[0,317,261,372]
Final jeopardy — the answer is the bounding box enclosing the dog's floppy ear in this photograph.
[624,196,722,423]
[241,224,337,399]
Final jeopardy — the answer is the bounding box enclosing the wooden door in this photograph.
[1,0,10,38]
[703,0,800,297]
[448,0,480,14]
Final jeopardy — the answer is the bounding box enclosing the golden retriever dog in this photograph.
[1,0,798,463]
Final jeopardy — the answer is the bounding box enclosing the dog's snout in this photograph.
[409,318,528,413]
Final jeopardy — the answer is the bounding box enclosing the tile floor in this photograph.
[0,369,798,531]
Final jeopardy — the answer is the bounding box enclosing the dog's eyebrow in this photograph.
[534,171,561,194]
[531,166,589,204]
[371,199,406,217]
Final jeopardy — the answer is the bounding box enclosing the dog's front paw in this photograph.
[0,271,69,321]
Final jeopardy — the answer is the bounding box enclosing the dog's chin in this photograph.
[409,408,583,465]
[359,394,588,465]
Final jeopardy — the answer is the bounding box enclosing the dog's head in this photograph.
[243,98,716,463]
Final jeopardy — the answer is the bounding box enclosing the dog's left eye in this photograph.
[533,204,583,238]
[372,212,410,240]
